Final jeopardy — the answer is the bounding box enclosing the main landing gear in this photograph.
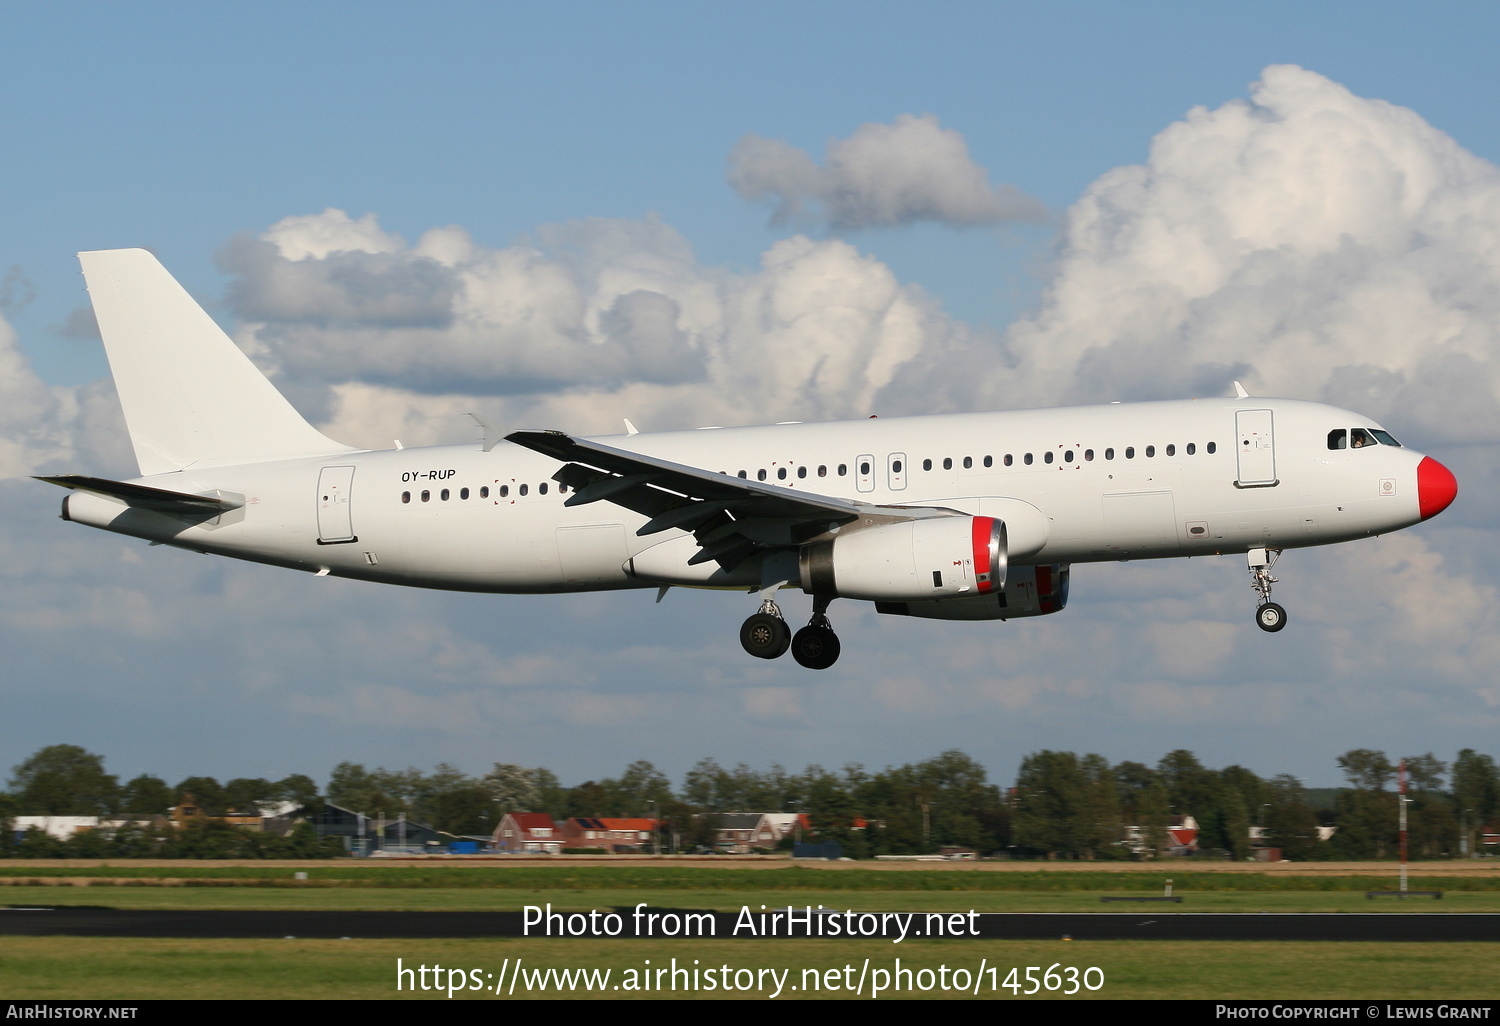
[1248,547,1287,633]
[740,594,841,669]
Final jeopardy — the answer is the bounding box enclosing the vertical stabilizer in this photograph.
[78,248,356,476]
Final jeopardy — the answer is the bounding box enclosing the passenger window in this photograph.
[440,488,450,501]
[838,464,848,476]
[737,470,747,479]
[460,487,470,500]
[983,455,993,468]
[1084,449,1094,462]
[777,468,787,480]
[963,456,972,469]
[519,484,528,496]
[1004,454,1013,466]
[1044,451,1054,464]
[421,490,431,502]
[860,460,872,475]
[1024,453,1033,465]
[1145,446,1155,458]
[797,466,807,479]
[1125,447,1135,459]
[499,485,509,497]
[559,484,567,493]
[1186,443,1196,455]
[1105,448,1114,460]
[1207,442,1217,454]
[943,457,953,470]
[481,486,489,498]
[892,459,903,474]
[1165,444,1175,456]
[539,483,548,494]
[818,465,827,477]
[923,459,932,471]
[401,491,411,503]
[1064,450,1074,463]
[757,469,767,481]
[1328,429,1348,450]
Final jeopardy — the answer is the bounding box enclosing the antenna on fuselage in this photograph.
[1233,381,1250,399]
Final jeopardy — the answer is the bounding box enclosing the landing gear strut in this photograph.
[1248,547,1287,633]
[739,593,841,668]
[740,597,791,659]
[791,595,841,670]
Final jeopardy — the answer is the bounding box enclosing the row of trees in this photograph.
[1013,748,1500,860]
[3,745,320,820]
[5,744,1498,859]
[3,818,344,860]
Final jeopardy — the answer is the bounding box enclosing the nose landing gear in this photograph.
[739,594,842,668]
[1248,547,1287,632]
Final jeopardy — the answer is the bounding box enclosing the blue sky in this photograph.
[3,2,1499,794]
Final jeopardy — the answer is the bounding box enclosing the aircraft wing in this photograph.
[34,475,244,515]
[506,429,951,570]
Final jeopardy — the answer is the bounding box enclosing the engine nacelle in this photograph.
[874,563,1070,620]
[799,516,1005,602]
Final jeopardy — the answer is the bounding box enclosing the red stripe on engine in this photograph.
[972,516,993,593]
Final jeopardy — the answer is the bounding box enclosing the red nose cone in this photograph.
[1417,457,1458,520]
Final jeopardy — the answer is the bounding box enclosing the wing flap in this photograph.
[506,428,967,577]
[508,429,864,522]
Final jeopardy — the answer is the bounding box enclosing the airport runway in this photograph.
[2,908,1498,941]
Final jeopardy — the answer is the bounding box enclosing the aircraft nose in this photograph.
[1417,456,1458,520]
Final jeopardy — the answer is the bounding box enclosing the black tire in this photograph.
[740,613,791,659]
[1256,602,1287,633]
[791,624,842,669]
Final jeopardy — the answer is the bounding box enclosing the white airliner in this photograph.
[40,249,1458,669]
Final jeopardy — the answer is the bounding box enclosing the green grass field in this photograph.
[2,862,1496,1000]
[1,884,1490,913]
[4,937,1498,1000]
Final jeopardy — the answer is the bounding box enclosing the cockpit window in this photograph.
[1369,429,1401,447]
[1327,429,1347,450]
[1350,428,1376,448]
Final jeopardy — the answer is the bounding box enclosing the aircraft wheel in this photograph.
[791,624,841,670]
[740,613,791,659]
[1255,602,1288,633]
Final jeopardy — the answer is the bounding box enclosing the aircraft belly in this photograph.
[1097,489,1180,557]
[556,522,631,584]
[395,506,558,581]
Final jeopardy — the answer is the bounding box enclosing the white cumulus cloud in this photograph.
[728,113,1046,230]
[984,64,1500,453]
[217,208,990,446]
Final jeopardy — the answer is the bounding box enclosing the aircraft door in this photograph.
[887,452,907,491]
[1235,410,1278,487]
[856,454,876,493]
[317,466,357,543]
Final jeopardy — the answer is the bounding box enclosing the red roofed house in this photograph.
[561,818,658,852]
[492,812,561,853]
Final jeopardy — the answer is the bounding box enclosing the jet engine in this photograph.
[798,516,1005,602]
[874,563,1069,620]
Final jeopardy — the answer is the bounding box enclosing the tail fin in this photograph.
[78,248,355,476]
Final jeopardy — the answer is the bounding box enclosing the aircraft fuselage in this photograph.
[62,396,1443,594]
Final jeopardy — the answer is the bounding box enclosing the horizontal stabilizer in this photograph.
[34,475,244,515]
